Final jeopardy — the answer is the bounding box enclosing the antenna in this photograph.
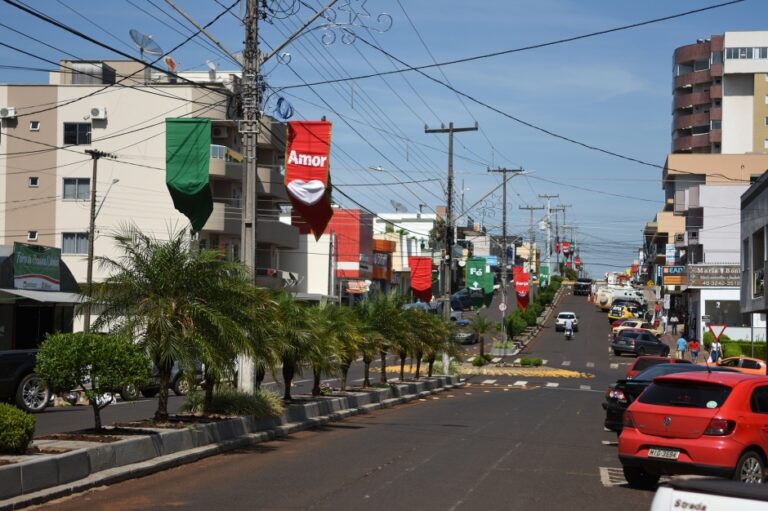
[129,29,164,84]
[390,200,407,213]
[206,59,219,81]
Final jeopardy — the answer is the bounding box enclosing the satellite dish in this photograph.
[206,59,218,80]
[390,200,407,213]
[129,29,164,59]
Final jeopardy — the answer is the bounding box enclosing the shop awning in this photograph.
[0,289,84,303]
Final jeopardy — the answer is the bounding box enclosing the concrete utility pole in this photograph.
[520,205,544,274]
[82,149,116,333]
[538,194,558,281]
[488,167,523,345]
[556,205,571,271]
[424,122,478,324]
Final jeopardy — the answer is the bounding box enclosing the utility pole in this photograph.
[488,167,523,345]
[520,205,544,274]
[83,149,116,333]
[555,204,571,272]
[425,122,478,324]
[538,194,558,283]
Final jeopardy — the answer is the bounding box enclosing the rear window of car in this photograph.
[619,331,641,340]
[639,381,733,409]
[634,364,706,381]
[558,314,575,319]
[633,358,669,372]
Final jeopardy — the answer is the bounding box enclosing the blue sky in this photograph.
[0,0,763,277]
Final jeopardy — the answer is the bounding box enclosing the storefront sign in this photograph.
[13,243,61,291]
[688,264,740,288]
[662,265,687,286]
[665,243,676,265]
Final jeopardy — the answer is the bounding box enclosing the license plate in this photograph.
[648,448,679,460]
[617,340,626,345]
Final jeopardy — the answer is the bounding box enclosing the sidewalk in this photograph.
[0,376,461,510]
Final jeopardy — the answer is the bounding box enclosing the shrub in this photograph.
[481,353,493,362]
[702,332,732,351]
[181,388,283,418]
[471,356,487,367]
[520,357,543,367]
[0,403,35,454]
[507,312,528,338]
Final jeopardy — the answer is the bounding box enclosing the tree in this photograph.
[270,292,312,401]
[470,315,494,357]
[305,301,342,396]
[36,332,149,430]
[357,291,406,384]
[86,225,268,420]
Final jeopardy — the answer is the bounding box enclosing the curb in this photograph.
[0,376,461,510]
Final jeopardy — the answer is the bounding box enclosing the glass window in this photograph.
[63,178,90,200]
[711,51,723,64]
[694,60,709,72]
[29,121,40,131]
[760,48,768,59]
[28,176,39,187]
[640,381,732,408]
[750,387,768,413]
[692,125,710,135]
[63,122,91,145]
[27,231,38,241]
[62,232,89,254]
[711,120,721,130]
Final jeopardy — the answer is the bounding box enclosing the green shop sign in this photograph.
[539,266,550,288]
[13,242,61,291]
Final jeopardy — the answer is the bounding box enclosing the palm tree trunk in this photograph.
[255,364,265,390]
[203,368,215,414]
[155,367,172,421]
[363,355,372,387]
[399,352,406,381]
[480,335,485,357]
[340,363,350,391]
[427,354,436,377]
[379,351,388,383]
[415,350,423,380]
[282,359,295,401]
[312,369,321,396]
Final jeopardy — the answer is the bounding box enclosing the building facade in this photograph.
[741,171,768,326]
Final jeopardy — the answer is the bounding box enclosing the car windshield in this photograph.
[639,381,732,408]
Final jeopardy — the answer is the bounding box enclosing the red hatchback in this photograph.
[619,372,768,488]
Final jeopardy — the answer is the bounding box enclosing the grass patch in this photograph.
[520,357,543,367]
[181,388,283,418]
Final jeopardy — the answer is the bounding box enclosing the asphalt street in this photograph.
[32,289,657,511]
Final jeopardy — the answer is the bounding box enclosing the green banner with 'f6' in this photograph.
[13,242,61,291]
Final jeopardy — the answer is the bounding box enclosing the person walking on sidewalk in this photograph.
[710,339,723,364]
[689,339,700,363]
[670,314,680,335]
[676,335,688,360]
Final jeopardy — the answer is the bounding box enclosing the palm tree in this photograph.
[305,301,342,396]
[410,311,451,379]
[88,225,267,420]
[357,291,405,384]
[332,305,363,392]
[470,315,495,357]
[270,292,312,401]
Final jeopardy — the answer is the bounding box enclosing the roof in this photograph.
[656,371,760,386]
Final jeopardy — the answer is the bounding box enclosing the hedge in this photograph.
[0,403,35,454]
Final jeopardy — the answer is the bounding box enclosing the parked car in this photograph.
[611,329,669,357]
[554,312,579,332]
[450,289,472,311]
[0,349,50,413]
[121,360,204,400]
[717,356,767,376]
[651,478,768,511]
[452,322,478,345]
[610,318,634,330]
[625,356,691,379]
[619,371,768,487]
[612,319,663,339]
[602,362,730,434]
[608,304,640,323]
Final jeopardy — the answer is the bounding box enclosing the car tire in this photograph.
[141,389,157,398]
[733,450,765,483]
[622,466,660,490]
[120,383,140,401]
[15,373,51,413]
[173,377,192,396]
[613,350,621,356]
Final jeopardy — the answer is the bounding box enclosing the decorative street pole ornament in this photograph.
[285,120,333,239]
[562,241,571,258]
[319,0,392,45]
[575,256,582,270]
[513,266,529,311]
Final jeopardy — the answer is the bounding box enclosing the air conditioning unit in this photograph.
[212,126,229,138]
[0,107,17,119]
[90,107,107,120]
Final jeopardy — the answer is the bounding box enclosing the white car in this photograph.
[555,312,579,332]
[651,478,768,511]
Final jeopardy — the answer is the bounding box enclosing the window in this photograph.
[27,231,38,241]
[711,120,721,130]
[29,121,40,131]
[750,387,768,413]
[765,116,768,126]
[640,381,732,409]
[63,122,91,145]
[764,139,768,150]
[63,178,90,200]
[62,232,88,254]
[28,177,39,187]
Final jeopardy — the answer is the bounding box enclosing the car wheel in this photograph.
[15,373,51,413]
[733,451,765,483]
[141,389,157,398]
[613,350,620,356]
[120,383,140,401]
[622,466,660,490]
[173,377,192,396]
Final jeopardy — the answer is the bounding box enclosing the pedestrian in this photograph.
[710,339,723,364]
[689,339,700,363]
[676,335,688,360]
[661,314,668,334]
[670,314,679,335]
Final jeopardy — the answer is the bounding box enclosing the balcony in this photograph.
[673,134,712,152]
[674,70,711,89]
[673,90,709,110]
[256,166,288,200]
[210,145,243,180]
[710,85,722,99]
[673,112,711,131]
[674,42,711,64]
[256,219,298,249]
[203,201,241,235]
[257,117,285,150]
[754,268,765,299]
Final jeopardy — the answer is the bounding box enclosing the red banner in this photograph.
[565,261,572,269]
[575,256,582,270]
[513,266,529,311]
[562,241,571,257]
[285,121,333,239]
[554,242,560,254]
[408,256,432,302]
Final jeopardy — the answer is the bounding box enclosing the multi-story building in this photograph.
[0,60,298,328]
[741,171,768,336]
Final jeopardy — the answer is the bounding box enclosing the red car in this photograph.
[619,372,768,488]
[626,356,691,379]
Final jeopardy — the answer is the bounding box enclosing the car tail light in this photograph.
[704,418,735,436]
[623,411,635,429]
[608,388,627,402]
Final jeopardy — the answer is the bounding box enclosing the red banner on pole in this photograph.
[562,241,571,257]
[285,121,333,239]
[575,256,582,270]
[554,242,560,254]
[408,256,432,302]
[513,266,529,311]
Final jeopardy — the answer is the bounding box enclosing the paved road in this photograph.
[32,288,656,511]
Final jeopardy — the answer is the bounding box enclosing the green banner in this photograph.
[465,257,487,291]
[13,243,61,291]
[539,266,550,288]
[166,118,213,232]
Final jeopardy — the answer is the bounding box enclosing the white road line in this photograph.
[561,361,571,366]
[579,385,592,391]
[609,363,619,369]
[601,440,618,446]
[586,362,595,368]
[545,382,559,388]
[481,379,497,385]
[513,381,528,387]
[541,360,548,365]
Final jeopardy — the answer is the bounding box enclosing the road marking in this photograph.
[545,382,559,388]
[481,379,497,385]
[601,440,618,446]
[609,363,619,369]
[586,362,595,368]
[541,360,548,365]
[466,357,475,363]
[513,381,528,387]
[579,385,592,391]
[599,467,669,488]
[561,361,571,366]
[491,357,502,363]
